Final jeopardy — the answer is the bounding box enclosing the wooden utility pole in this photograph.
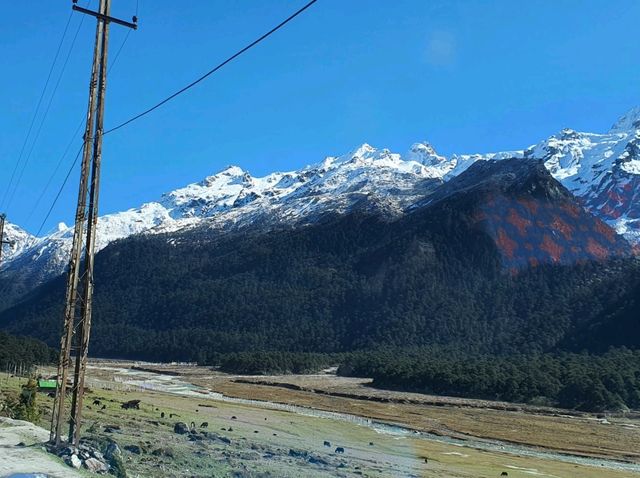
[50,0,136,447]
[0,213,10,268]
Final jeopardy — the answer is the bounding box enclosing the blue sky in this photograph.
[1,0,639,234]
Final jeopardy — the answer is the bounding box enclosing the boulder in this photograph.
[68,454,82,469]
[104,441,122,459]
[84,457,109,473]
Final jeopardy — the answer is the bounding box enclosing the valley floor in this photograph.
[1,362,640,477]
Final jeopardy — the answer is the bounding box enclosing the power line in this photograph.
[36,144,84,238]
[6,8,89,211]
[28,24,134,231]
[110,25,132,68]
[30,0,314,235]
[25,122,84,225]
[105,0,318,135]
[0,9,75,210]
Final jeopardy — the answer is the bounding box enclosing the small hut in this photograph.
[37,379,57,392]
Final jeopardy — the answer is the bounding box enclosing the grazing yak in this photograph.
[121,400,140,410]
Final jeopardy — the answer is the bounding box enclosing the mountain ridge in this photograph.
[0,157,637,360]
[2,108,639,293]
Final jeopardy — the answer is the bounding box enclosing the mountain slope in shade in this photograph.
[2,108,640,294]
[0,158,638,361]
[525,112,640,243]
[419,158,632,269]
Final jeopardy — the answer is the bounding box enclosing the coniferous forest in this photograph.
[1,202,639,411]
[0,331,57,372]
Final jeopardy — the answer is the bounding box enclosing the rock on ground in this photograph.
[84,456,109,473]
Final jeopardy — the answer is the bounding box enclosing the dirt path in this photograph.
[0,417,84,478]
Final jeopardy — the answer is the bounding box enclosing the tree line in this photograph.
[0,331,56,372]
[338,347,640,412]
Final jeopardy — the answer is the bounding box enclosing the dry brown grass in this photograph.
[189,373,640,463]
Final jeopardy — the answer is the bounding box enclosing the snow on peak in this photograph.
[218,165,245,176]
[204,165,247,183]
[57,222,68,232]
[559,128,581,140]
[0,220,37,266]
[351,143,376,159]
[407,142,447,166]
[6,107,640,284]
[610,106,640,133]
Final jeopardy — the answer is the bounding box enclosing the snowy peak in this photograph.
[610,106,640,133]
[217,165,246,176]
[333,143,404,169]
[406,142,444,165]
[161,165,255,218]
[351,143,377,160]
[318,142,455,179]
[406,143,455,178]
[0,220,37,267]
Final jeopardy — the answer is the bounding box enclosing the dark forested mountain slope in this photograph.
[0,159,637,362]
[418,158,632,269]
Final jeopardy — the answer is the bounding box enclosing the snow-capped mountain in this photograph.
[1,144,449,279]
[3,107,640,286]
[1,221,37,264]
[524,112,640,243]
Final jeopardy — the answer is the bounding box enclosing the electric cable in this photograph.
[105,0,318,135]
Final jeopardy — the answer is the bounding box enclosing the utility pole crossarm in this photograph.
[72,4,138,30]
